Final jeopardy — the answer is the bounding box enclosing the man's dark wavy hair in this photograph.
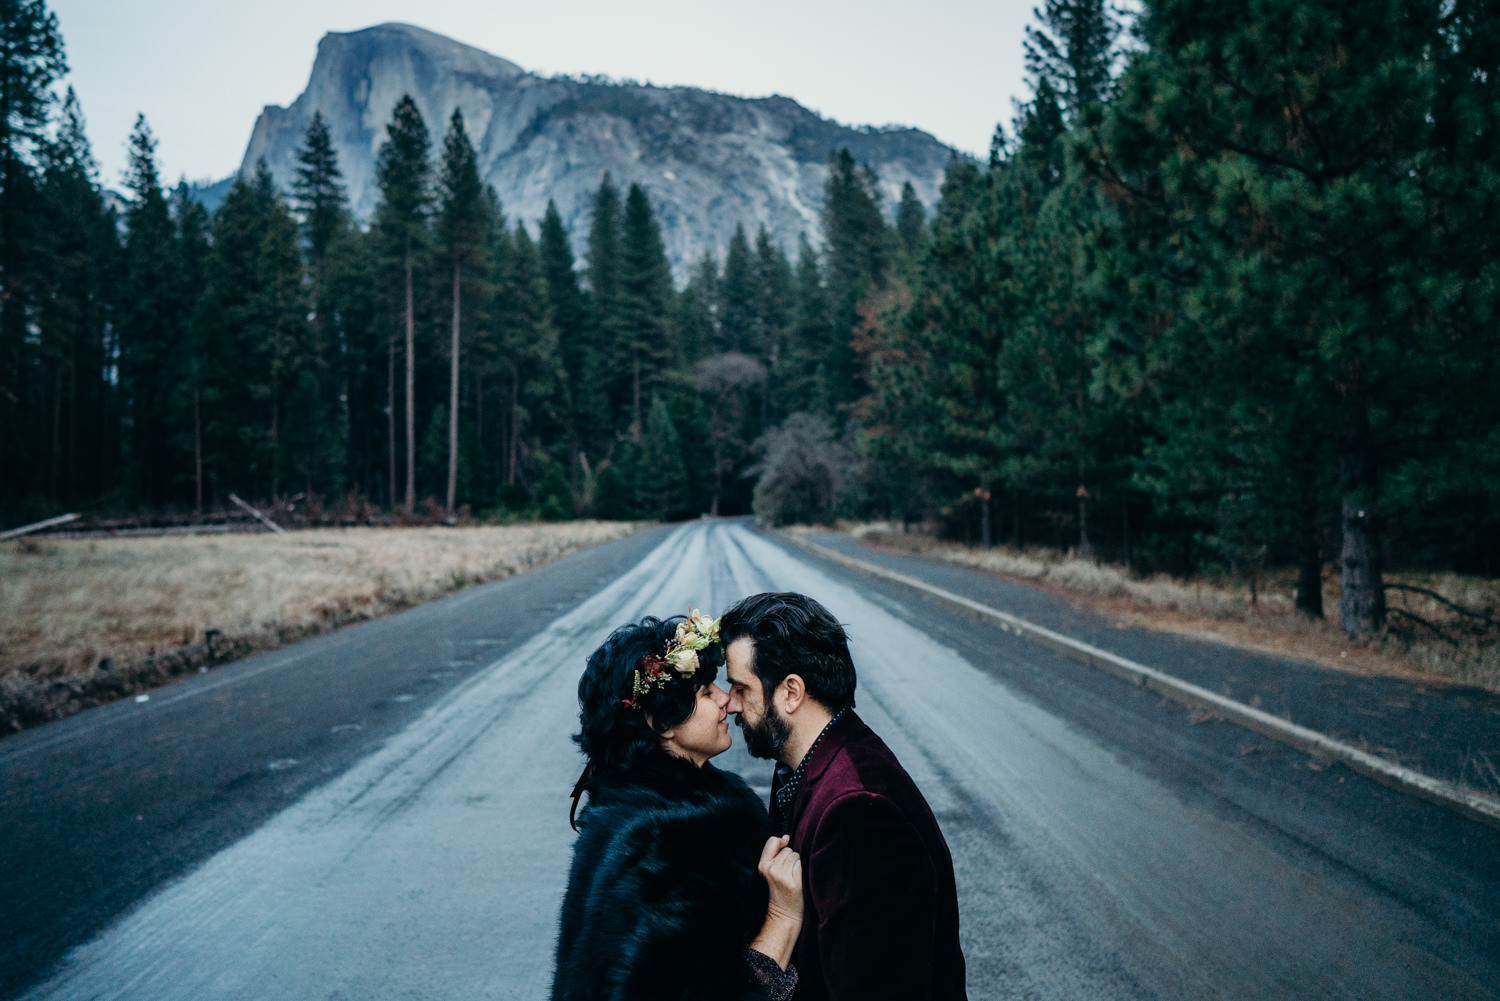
[719,592,855,712]
[570,615,722,827]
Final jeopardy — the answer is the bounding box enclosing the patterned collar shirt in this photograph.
[773,707,850,815]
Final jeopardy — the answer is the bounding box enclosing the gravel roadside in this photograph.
[801,531,1500,800]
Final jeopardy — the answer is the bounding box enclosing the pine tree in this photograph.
[821,149,895,408]
[871,158,1005,536]
[593,443,640,520]
[372,95,431,513]
[718,224,755,353]
[994,80,1111,556]
[780,234,832,417]
[494,223,570,495]
[1017,78,1067,184]
[171,182,211,510]
[189,164,317,504]
[250,163,314,500]
[35,86,115,506]
[0,0,66,501]
[314,217,384,502]
[291,110,351,503]
[638,394,689,520]
[0,1,64,179]
[1094,0,1500,635]
[202,171,277,499]
[539,198,598,456]
[117,115,183,505]
[292,111,346,283]
[1023,0,1121,117]
[614,183,675,437]
[194,175,254,498]
[753,227,793,422]
[674,252,720,361]
[584,174,623,447]
[896,182,926,252]
[435,109,491,516]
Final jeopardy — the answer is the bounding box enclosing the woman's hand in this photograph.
[750,834,803,970]
[760,834,803,923]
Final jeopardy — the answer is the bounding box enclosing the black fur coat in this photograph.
[551,750,774,1001]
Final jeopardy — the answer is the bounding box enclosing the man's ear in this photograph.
[780,674,808,714]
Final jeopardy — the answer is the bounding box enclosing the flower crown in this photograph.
[621,609,722,710]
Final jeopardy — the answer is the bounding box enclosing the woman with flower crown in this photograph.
[551,611,802,1001]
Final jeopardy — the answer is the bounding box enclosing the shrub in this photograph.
[750,413,850,526]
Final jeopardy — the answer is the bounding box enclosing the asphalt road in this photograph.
[4,520,1497,999]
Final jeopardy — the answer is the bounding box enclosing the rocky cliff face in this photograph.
[239,23,956,277]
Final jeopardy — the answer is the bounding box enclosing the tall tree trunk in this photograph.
[1340,494,1384,638]
[193,382,203,514]
[499,381,510,487]
[403,244,416,515]
[631,353,642,443]
[98,352,109,499]
[1338,402,1384,638]
[1074,339,1092,558]
[979,486,992,547]
[338,357,351,496]
[387,330,396,510]
[271,381,280,501]
[67,332,79,501]
[1121,491,1131,571]
[446,263,460,517]
[1295,467,1323,619]
[50,361,62,499]
[1011,487,1021,547]
[476,369,489,499]
[508,364,519,487]
[1076,480,1092,558]
[709,401,722,517]
[0,147,15,505]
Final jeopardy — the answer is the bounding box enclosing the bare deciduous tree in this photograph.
[749,412,850,526]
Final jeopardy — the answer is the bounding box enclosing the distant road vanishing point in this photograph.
[5,521,1498,1000]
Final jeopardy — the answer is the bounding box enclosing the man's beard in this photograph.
[737,702,791,760]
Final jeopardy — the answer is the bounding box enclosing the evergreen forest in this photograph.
[2,0,1498,641]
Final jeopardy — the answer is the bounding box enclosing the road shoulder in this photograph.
[786,530,1500,827]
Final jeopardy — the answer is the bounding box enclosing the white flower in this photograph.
[667,647,700,676]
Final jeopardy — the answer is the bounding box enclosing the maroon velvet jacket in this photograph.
[769,711,967,1001]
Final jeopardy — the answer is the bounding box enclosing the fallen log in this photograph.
[228,494,288,536]
[0,512,80,541]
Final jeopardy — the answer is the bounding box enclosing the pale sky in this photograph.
[49,0,1035,190]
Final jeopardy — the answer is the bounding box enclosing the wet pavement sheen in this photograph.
[7,521,1498,1000]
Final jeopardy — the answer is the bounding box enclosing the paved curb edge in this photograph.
[785,533,1500,833]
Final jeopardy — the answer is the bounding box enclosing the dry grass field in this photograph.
[843,523,1500,693]
[0,522,641,731]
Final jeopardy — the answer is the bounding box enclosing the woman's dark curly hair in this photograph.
[569,615,723,827]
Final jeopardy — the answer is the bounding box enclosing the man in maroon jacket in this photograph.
[721,591,968,1001]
